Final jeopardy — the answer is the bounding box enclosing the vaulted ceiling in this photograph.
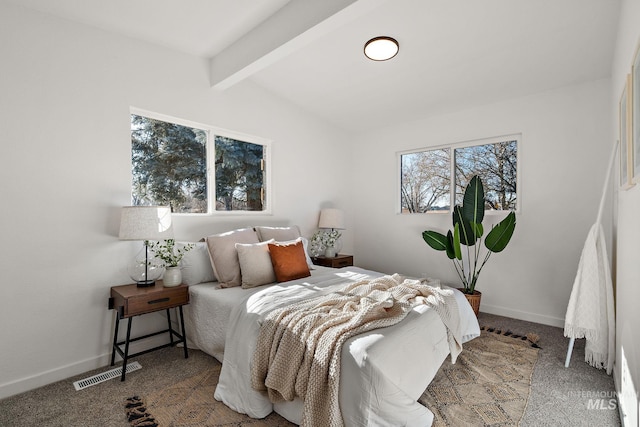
[6,0,620,132]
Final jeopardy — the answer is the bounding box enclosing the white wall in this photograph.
[611,0,640,424]
[350,79,612,327]
[0,3,354,398]
[0,0,627,405]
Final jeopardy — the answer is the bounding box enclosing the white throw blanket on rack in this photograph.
[564,222,615,374]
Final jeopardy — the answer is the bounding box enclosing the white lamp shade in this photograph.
[318,208,345,230]
[119,206,174,240]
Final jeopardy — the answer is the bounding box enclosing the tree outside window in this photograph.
[214,136,265,211]
[130,112,268,214]
[454,140,517,210]
[131,114,207,213]
[400,136,519,214]
[401,148,450,213]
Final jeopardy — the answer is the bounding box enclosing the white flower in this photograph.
[310,229,342,255]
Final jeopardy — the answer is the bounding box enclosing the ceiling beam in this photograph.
[209,0,388,90]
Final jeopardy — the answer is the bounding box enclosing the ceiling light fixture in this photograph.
[364,36,399,61]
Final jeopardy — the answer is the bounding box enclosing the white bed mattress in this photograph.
[184,266,480,426]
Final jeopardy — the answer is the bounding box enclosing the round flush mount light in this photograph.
[364,36,399,61]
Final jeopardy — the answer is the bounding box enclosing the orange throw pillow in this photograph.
[268,240,311,282]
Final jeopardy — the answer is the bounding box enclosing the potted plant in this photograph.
[421,175,516,315]
[147,239,194,287]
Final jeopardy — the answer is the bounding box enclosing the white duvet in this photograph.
[212,267,480,426]
[184,266,340,361]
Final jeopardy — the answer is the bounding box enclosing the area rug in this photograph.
[418,326,541,426]
[125,326,539,427]
[124,363,294,426]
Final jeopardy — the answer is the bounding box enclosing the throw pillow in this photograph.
[255,225,302,242]
[268,239,311,282]
[236,240,277,288]
[276,237,315,269]
[205,228,260,287]
[179,241,217,285]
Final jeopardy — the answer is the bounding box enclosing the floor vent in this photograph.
[73,361,142,391]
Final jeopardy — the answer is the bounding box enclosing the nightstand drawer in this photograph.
[313,254,354,268]
[126,287,188,317]
[111,284,189,318]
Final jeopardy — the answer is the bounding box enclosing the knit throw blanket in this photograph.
[251,274,463,427]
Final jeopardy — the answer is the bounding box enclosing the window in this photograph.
[214,136,266,211]
[399,135,519,213]
[401,148,451,212]
[130,109,270,214]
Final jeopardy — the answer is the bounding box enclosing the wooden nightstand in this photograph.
[108,281,189,381]
[312,254,354,268]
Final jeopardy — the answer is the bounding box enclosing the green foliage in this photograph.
[214,136,265,211]
[462,175,485,226]
[131,115,207,213]
[421,229,450,253]
[422,175,517,293]
[146,239,195,267]
[485,211,516,253]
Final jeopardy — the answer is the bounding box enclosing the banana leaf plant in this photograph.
[422,175,516,294]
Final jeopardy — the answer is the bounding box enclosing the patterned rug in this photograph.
[124,363,294,426]
[125,327,539,427]
[419,327,540,426]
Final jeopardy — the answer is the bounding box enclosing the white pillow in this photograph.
[236,240,276,288]
[205,228,260,288]
[255,226,301,242]
[179,241,216,285]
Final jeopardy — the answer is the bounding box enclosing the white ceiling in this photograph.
[7,0,621,132]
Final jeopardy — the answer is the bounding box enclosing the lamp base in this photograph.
[128,243,163,287]
[136,279,156,288]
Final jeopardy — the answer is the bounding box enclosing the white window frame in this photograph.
[130,107,272,216]
[397,133,521,215]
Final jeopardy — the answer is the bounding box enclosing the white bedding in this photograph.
[200,267,479,427]
[183,266,337,362]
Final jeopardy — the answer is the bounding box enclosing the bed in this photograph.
[183,264,480,426]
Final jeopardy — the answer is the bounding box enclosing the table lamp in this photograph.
[318,208,345,257]
[119,206,174,287]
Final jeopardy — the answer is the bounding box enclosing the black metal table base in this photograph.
[110,305,188,381]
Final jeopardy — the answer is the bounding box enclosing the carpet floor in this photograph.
[124,328,537,426]
[0,312,621,426]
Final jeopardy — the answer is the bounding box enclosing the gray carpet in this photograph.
[0,313,621,426]
[479,313,620,427]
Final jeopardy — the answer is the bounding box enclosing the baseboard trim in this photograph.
[0,334,169,400]
[0,352,112,400]
[480,303,565,328]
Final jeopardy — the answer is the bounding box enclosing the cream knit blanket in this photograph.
[251,274,463,427]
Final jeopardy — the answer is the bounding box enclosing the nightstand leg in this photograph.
[110,314,120,366]
[166,309,174,346]
[121,317,133,381]
[179,305,188,359]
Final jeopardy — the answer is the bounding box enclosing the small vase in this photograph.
[163,266,182,287]
[324,246,336,257]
